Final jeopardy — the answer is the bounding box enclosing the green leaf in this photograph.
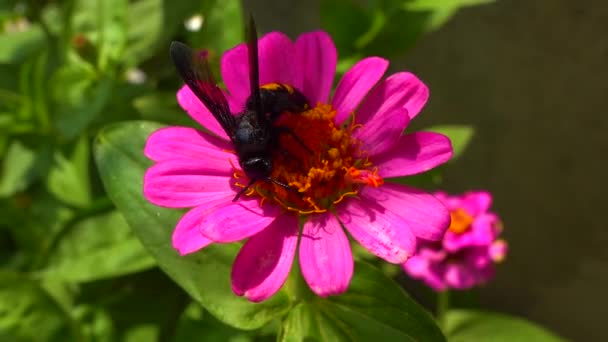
[403,0,495,32]
[174,303,253,342]
[42,210,156,283]
[0,272,78,341]
[46,135,92,208]
[133,92,196,127]
[280,262,445,342]
[320,0,372,56]
[0,24,47,64]
[0,140,51,197]
[123,0,202,66]
[425,124,474,160]
[446,309,566,342]
[72,0,129,70]
[50,56,113,139]
[94,121,291,329]
[192,0,243,61]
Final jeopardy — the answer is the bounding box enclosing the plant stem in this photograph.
[436,290,450,332]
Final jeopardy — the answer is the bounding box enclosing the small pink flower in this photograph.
[143,31,453,301]
[403,191,508,291]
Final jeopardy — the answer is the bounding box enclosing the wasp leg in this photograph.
[233,177,301,202]
[233,178,257,202]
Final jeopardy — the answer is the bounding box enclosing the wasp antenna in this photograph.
[247,15,262,118]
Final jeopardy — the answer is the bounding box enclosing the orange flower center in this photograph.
[233,103,383,214]
[448,208,474,234]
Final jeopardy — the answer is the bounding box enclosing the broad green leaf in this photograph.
[280,262,445,342]
[42,210,156,283]
[0,271,78,341]
[446,309,565,342]
[425,125,474,160]
[403,0,495,32]
[46,135,92,208]
[94,121,291,329]
[0,140,51,197]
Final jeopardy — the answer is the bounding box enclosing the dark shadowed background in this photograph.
[247,0,608,340]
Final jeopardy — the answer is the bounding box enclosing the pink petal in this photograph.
[295,31,336,105]
[221,32,296,106]
[393,72,429,121]
[403,253,447,291]
[299,214,353,297]
[231,214,299,302]
[258,33,297,88]
[355,72,418,126]
[337,198,415,264]
[374,132,453,178]
[176,85,240,140]
[361,183,450,241]
[461,191,493,216]
[220,43,248,106]
[143,160,235,208]
[199,199,280,243]
[444,263,477,290]
[332,57,389,124]
[489,240,508,262]
[144,126,234,162]
[172,197,233,255]
[353,105,410,156]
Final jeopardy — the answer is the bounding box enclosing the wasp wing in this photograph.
[246,15,263,121]
[170,41,236,136]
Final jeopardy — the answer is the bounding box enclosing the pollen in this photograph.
[448,208,474,234]
[233,103,383,214]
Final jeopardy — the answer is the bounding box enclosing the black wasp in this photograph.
[170,16,310,201]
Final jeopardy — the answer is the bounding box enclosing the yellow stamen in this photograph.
[449,208,474,234]
[233,102,383,214]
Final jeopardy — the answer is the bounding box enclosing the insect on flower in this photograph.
[170,16,310,201]
[144,16,455,302]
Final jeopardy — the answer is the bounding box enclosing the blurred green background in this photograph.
[1,0,604,341]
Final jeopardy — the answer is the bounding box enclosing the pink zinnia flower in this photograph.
[403,191,508,291]
[143,31,453,301]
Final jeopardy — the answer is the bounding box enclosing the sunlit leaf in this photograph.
[446,309,565,342]
[279,262,445,342]
[403,0,495,31]
[424,124,474,160]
